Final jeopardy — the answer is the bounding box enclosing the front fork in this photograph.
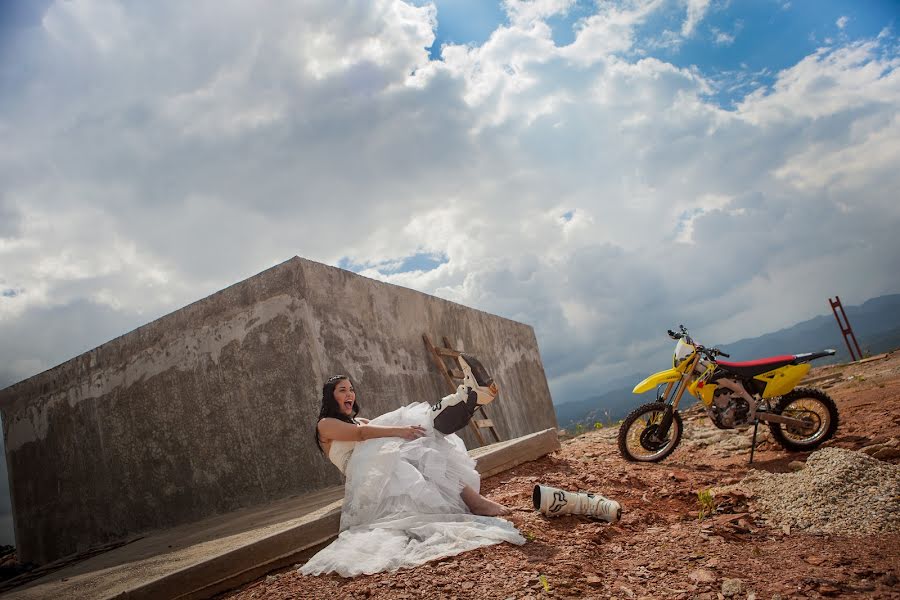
[655,356,698,438]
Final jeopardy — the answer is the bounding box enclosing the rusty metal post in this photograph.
[829,296,863,361]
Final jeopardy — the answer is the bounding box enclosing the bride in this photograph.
[299,356,525,577]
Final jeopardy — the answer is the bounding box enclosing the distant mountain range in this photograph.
[555,294,900,431]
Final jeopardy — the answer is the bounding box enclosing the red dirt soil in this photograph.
[222,353,900,599]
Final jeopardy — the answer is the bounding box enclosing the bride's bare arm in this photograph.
[317,418,425,442]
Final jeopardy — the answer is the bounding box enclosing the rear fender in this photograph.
[633,368,682,394]
[755,363,811,398]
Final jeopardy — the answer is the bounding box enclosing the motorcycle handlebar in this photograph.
[667,326,730,358]
[668,325,689,340]
[699,347,730,359]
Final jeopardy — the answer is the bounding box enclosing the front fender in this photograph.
[633,368,682,394]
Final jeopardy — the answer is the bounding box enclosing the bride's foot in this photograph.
[462,487,511,516]
[470,497,512,517]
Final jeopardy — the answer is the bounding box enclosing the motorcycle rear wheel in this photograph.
[617,402,683,462]
[767,387,839,452]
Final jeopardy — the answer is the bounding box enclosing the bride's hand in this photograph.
[399,425,426,440]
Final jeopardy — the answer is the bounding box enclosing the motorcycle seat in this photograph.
[793,349,836,363]
[716,355,796,377]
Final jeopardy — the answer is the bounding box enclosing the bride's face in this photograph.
[333,378,356,416]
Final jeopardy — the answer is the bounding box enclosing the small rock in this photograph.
[860,444,885,456]
[817,582,842,596]
[721,578,743,597]
[788,460,805,471]
[689,569,717,584]
[872,447,900,460]
[460,581,475,590]
[265,575,278,584]
[586,574,604,587]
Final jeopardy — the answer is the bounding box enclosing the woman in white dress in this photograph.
[300,358,525,577]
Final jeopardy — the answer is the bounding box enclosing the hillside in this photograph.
[719,294,900,363]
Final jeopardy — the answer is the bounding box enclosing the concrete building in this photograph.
[0,257,556,565]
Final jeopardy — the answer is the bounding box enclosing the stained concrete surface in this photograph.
[0,256,556,565]
[0,486,344,600]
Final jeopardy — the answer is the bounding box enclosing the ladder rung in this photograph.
[474,419,494,429]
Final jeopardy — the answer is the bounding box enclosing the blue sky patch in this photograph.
[633,0,899,108]
[338,252,449,275]
[546,0,598,47]
[425,0,508,60]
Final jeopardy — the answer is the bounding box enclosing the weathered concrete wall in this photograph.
[0,257,556,565]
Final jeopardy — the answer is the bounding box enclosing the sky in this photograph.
[0,0,899,545]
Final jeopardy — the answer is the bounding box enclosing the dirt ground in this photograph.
[224,353,900,600]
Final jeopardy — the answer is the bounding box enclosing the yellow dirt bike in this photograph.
[617,325,839,463]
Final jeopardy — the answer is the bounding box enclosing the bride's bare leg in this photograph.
[461,485,511,516]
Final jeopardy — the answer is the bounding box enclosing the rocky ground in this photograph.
[224,353,900,600]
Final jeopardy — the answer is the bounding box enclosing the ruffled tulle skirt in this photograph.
[299,402,524,577]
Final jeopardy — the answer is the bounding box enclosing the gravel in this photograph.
[741,447,900,535]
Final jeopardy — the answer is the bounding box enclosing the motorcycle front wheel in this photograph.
[617,402,683,462]
[767,387,839,452]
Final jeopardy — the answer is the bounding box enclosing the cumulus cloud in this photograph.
[681,0,712,37]
[712,28,735,46]
[1,0,898,412]
[503,0,575,26]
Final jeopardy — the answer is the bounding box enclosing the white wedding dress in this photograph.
[299,402,525,577]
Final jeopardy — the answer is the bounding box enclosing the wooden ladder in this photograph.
[422,334,501,447]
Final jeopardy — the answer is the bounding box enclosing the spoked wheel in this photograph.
[617,402,683,462]
[768,387,839,452]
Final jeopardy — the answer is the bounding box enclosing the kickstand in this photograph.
[748,418,759,464]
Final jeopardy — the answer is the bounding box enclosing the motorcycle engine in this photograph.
[707,385,751,429]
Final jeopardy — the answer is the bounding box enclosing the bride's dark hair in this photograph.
[315,374,360,453]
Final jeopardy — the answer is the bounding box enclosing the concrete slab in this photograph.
[1,429,558,600]
[1,487,343,600]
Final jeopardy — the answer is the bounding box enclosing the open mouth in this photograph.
[343,401,353,412]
